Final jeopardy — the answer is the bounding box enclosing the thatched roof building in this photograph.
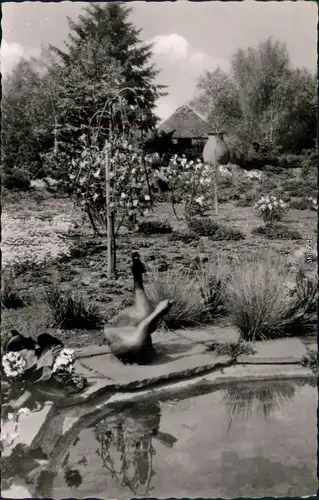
[158,104,213,140]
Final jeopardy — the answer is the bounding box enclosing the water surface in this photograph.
[1,378,316,498]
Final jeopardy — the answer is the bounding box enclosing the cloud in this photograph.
[151,34,189,62]
[151,33,229,120]
[1,40,40,77]
[150,33,228,74]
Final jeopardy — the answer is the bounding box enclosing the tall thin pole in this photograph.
[213,163,218,216]
[105,141,113,278]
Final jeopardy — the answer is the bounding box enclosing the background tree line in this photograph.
[192,38,317,158]
[1,13,317,190]
[1,3,165,188]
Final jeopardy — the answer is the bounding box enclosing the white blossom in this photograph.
[2,352,27,378]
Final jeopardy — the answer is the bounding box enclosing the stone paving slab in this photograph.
[237,338,307,364]
[177,325,240,344]
[238,356,305,365]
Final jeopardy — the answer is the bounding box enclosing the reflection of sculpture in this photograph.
[223,381,296,431]
[94,399,177,495]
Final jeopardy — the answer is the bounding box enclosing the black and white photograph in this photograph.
[1,1,318,498]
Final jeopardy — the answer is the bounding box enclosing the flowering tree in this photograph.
[68,135,153,229]
[66,130,155,277]
[157,155,215,219]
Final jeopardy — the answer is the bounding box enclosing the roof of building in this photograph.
[158,104,213,139]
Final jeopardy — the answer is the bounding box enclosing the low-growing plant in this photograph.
[252,224,302,240]
[236,193,257,207]
[146,267,208,329]
[222,252,317,341]
[137,220,172,235]
[1,279,26,310]
[45,285,102,329]
[208,226,245,241]
[300,349,318,375]
[290,197,317,211]
[289,198,312,211]
[254,195,288,224]
[169,230,200,244]
[208,340,257,361]
[3,168,31,191]
[187,217,219,236]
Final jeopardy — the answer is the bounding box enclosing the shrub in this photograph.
[277,154,301,169]
[187,217,219,236]
[282,179,317,199]
[222,253,317,341]
[146,267,208,329]
[254,195,288,224]
[252,224,302,240]
[209,226,245,241]
[169,230,200,244]
[208,340,257,361]
[300,349,318,375]
[3,169,31,191]
[236,193,257,207]
[290,198,314,211]
[45,285,102,329]
[1,279,26,310]
[137,220,172,235]
[187,217,245,240]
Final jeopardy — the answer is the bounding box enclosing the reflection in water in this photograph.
[0,379,90,497]
[223,381,296,431]
[64,468,83,488]
[94,400,177,496]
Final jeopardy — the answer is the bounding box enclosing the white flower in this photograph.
[121,192,127,199]
[52,348,75,373]
[180,158,187,167]
[195,196,204,205]
[144,194,150,201]
[2,352,27,378]
[17,407,31,416]
[259,204,266,211]
[78,176,87,186]
[92,169,100,178]
[268,204,273,210]
[0,428,8,441]
[133,199,139,207]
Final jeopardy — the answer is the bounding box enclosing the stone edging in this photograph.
[61,357,233,406]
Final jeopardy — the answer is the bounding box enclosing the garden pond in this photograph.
[1,376,317,498]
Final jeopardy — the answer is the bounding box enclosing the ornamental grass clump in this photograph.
[222,252,317,341]
[254,195,288,224]
[146,266,208,329]
[197,258,231,321]
[45,285,102,329]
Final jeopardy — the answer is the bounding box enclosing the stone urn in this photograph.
[203,132,230,166]
[203,132,230,215]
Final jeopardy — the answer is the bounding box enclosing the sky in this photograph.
[1,1,317,121]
